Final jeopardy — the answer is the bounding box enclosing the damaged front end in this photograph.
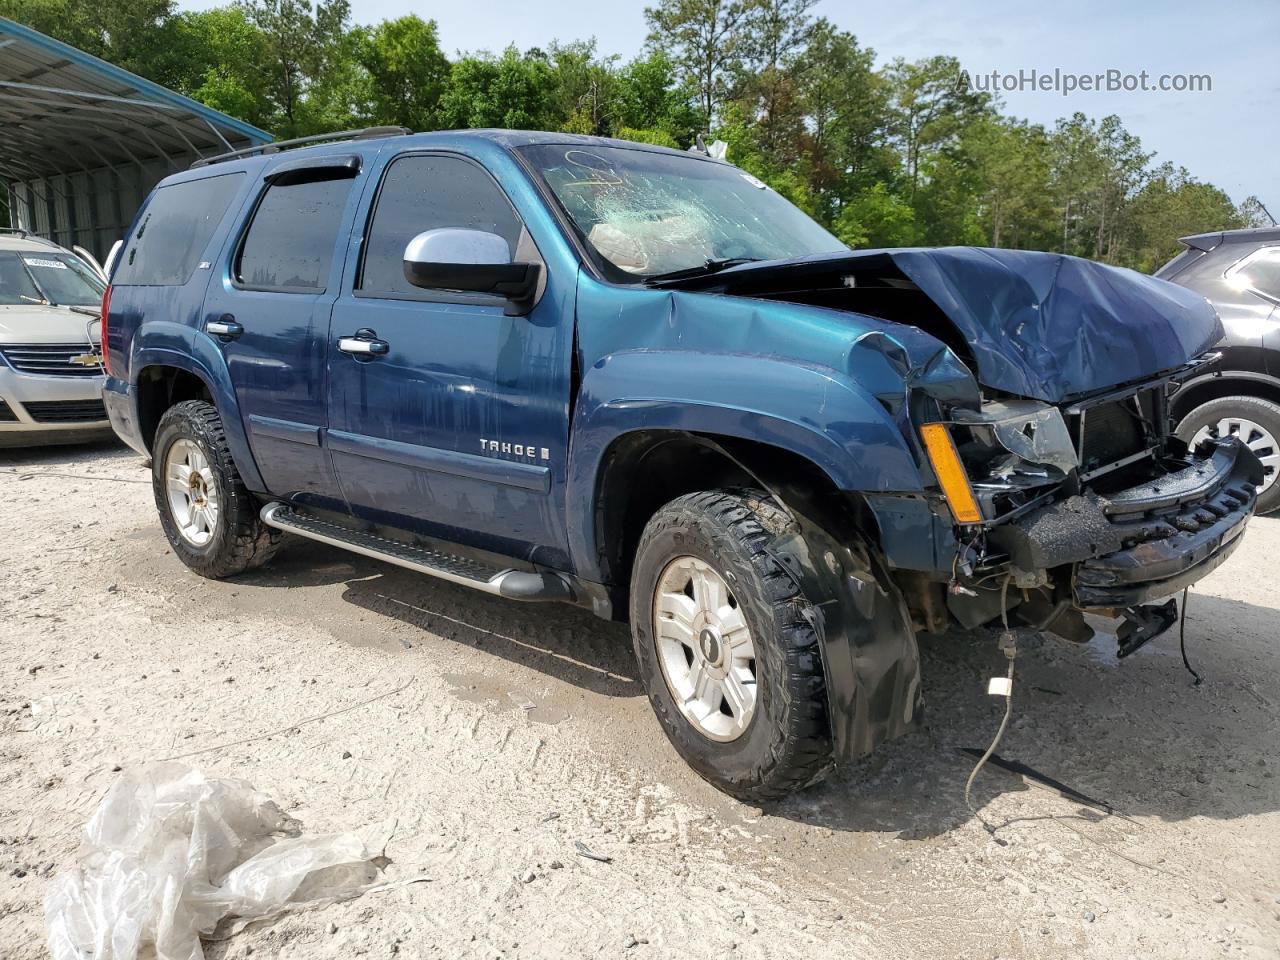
[674,246,1264,653]
[927,370,1263,649]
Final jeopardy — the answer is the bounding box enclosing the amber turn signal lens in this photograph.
[919,422,982,525]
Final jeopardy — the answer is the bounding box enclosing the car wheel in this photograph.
[629,489,832,801]
[152,400,280,578]
[1176,395,1280,514]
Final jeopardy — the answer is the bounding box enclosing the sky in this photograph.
[180,0,1278,208]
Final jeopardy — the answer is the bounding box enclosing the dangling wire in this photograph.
[1178,586,1203,686]
[964,574,1017,839]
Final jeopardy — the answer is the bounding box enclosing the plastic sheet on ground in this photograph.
[46,762,378,960]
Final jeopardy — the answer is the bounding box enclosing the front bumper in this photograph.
[989,438,1261,607]
[0,363,114,447]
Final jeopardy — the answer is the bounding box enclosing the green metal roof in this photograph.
[0,16,273,181]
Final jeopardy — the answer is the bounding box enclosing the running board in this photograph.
[259,502,574,602]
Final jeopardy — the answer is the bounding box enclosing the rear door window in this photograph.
[358,155,524,300]
[235,174,355,293]
[113,172,244,285]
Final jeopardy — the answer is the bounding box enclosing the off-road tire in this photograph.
[1176,394,1280,514]
[152,400,280,578]
[629,489,832,801]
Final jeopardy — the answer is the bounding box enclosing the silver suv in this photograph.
[0,229,112,446]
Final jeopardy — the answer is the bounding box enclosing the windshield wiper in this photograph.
[642,257,763,284]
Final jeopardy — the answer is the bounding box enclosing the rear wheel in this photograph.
[629,489,833,801]
[1176,395,1280,513]
[152,400,279,578]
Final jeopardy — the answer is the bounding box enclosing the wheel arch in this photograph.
[131,347,266,492]
[1170,370,1280,422]
[576,428,886,603]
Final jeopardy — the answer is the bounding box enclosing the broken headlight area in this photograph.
[918,399,1079,528]
[943,436,1262,650]
[949,399,1077,516]
[916,371,1261,653]
[936,382,1173,523]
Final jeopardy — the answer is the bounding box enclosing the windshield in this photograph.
[0,251,104,306]
[517,144,846,280]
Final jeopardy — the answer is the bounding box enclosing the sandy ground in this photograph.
[1,439,1278,960]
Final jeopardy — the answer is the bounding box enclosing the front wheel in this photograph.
[152,400,280,578]
[629,489,833,801]
[1176,395,1280,513]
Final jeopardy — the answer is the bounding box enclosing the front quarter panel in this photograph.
[566,280,956,580]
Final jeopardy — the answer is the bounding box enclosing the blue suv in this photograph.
[101,127,1262,800]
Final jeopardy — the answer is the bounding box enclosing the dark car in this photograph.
[1157,227,1280,511]
[100,128,1261,801]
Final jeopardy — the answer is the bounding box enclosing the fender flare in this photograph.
[1170,367,1280,418]
[132,340,266,493]
[565,350,926,581]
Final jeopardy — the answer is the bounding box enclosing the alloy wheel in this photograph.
[653,556,758,742]
[164,438,220,547]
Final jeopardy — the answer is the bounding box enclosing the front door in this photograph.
[204,162,363,507]
[325,151,575,568]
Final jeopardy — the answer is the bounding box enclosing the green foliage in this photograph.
[437,46,557,130]
[1,0,1262,270]
[643,0,754,121]
[834,182,917,248]
[354,16,449,131]
[614,127,681,149]
[1128,165,1244,273]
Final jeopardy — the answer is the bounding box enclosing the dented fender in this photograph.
[567,352,924,581]
[566,274,980,581]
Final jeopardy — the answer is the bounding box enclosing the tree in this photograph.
[437,47,557,131]
[1236,196,1275,229]
[884,55,991,203]
[834,182,917,248]
[966,117,1055,250]
[545,40,620,136]
[738,0,817,165]
[356,15,449,130]
[0,0,1261,274]
[644,0,752,124]
[614,50,703,145]
[237,0,351,135]
[795,22,892,218]
[172,7,275,130]
[1129,164,1243,272]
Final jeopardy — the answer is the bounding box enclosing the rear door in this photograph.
[325,151,575,567]
[202,158,365,508]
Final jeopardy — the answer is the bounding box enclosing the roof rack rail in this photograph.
[0,227,30,238]
[191,126,412,170]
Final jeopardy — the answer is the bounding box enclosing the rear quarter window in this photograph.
[1226,246,1280,302]
[113,172,245,286]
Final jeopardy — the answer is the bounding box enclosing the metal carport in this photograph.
[0,17,272,262]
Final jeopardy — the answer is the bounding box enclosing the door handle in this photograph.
[337,334,389,357]
[207,315,243,339]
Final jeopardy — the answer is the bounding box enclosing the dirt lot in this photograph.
[2,440,1278,960]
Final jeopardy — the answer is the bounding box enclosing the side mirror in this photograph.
[403,228,540,315]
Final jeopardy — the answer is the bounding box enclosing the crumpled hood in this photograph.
[0,303,100,345]
[885,247,1222,401]
[679,247,1223,403]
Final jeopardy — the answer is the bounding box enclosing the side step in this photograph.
[259,502,574,602]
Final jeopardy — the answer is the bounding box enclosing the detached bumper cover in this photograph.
[989,438,1261,607]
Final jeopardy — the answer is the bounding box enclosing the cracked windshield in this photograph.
[519,143,846,279]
